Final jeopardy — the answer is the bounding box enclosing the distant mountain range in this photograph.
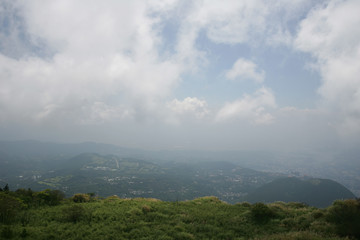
[0,140,357,207]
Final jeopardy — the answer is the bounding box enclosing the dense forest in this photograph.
[1,185,359,240]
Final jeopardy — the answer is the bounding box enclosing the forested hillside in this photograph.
[244,177,356,208]
[1,187,359,240]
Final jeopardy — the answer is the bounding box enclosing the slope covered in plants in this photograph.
[1,187,359,240]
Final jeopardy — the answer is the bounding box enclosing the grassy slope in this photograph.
[1,196,350,240]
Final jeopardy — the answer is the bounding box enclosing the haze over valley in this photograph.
[0,140,358,208]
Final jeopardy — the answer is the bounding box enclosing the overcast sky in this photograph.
[0,0,359,151]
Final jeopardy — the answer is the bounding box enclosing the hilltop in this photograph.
[244,177,356,208]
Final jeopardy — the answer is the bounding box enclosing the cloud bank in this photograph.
[226,58,265,83]
[216,87,276,125]
[295,0,360,135]
[0,0,359,150]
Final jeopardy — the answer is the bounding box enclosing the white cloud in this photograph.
[174,0,316,47]
[226,58,265,83]
[197,1,268,44]
[34,101,134,126]
[295,0,360,134]
[166,97,209,124]
[0,1,33,58]
[1,0,358,152]
[215,87,276,124]
[167,0,318,77]
[0,0,183,124]
[0,0,316,127]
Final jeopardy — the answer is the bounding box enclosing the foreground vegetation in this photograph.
[1,186,359,240]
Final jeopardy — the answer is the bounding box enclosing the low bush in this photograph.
[72,193,91,203]
[326,199,360,239]
[251,202,276,223]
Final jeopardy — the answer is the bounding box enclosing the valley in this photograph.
[0,141,357,208]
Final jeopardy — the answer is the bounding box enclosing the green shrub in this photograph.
[15,188,34,207]
[251,203,275,223]
[281,218,296,228]
[326,199,360,238]
[287,202,308,209]
[238,202,251,208]
[141,204,152,214]
[254,231,341,240]
[33,189,64,206]
[173,231,195,240]
[1,226,13,239]
[72,193,91,203]
[0,192,25,224]
[20,228,28,238]
[312,209,324,219]
[296,216,311,230]
[62,204,87,223]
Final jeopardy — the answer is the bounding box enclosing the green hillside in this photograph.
[244,177,356,208]
[1,188,360,240]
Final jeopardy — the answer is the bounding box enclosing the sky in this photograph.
[0,0,360,151]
